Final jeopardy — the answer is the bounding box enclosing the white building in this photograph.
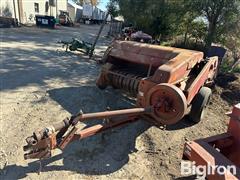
[67,0,82,22]
[67,0,110,23]
[0,0,67,24]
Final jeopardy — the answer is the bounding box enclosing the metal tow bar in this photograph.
[23,107,152,160]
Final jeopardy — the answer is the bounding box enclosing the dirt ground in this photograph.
[0,25,239,180]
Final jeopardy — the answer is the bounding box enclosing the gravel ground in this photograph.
[0,25,239,180]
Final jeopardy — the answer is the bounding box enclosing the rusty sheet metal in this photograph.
[151,52,204,84]
[97,40,218,125]
[107,41,204,84]
[75,116,138,140]
[227,104,240,166]
[109,41,203,69]
[183,140,240,180]
[186,57,218,103]
[183,104,240,179]
[59,127,78,150]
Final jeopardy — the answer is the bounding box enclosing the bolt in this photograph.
[78,109,83,116]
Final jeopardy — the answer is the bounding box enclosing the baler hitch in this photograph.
[23,107,152,160]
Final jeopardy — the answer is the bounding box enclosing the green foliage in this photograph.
[220,58,240,73]
[107,0,119,17]
[188,21,207,41]
[188,0,240,48]
[114,0,191,39]
[170,36,206,52]
[114,0,240,50]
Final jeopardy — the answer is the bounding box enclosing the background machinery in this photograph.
[59,10,74,26]
[182,104,240,179]
[58,38,92,54]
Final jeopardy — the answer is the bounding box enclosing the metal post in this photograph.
[89,10,110,58]
[17,0,22,24]
[56,0,58,17]
[13,0,17,26]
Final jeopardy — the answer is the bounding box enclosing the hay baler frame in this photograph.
[97,41,218,124]
[24,41,218,162]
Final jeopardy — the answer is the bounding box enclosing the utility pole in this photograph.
[89,10,110,58]
[56,0,58,18]
[17,0,22,24]
[89,1,114,58]
[13,0,17,26]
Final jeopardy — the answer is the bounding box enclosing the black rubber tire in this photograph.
[189,87,212,123]
[96,78,108,90]
[96,73,108,90]
[97,84,107,90]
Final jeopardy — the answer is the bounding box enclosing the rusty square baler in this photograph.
[23,41,218,161]
[97,41,218,124]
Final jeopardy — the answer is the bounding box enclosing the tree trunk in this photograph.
[205,20,217,49]
[183,23,189,46]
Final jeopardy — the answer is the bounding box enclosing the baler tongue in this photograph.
[23,107,152,160]
[23,137,52,160]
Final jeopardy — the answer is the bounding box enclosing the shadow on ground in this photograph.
[0,86,150,179]
[1,120,150,179]
[47,86,136,114]
[0,26,111,91]
[216,73,240,105]
[165,117,195,131]
[0,46,97,91]
[0,86,197,179]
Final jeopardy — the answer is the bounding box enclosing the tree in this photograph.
[72,0,99,6]
[114,0,186,39]
[225,19,240,71]
[188,20,207,43]
[189,0,240,48]
[114,0,240,52]
[107,0,119,17]
[90,0,99,6]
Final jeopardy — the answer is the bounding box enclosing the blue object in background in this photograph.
[207,46,227,64]
[35,15,56,29]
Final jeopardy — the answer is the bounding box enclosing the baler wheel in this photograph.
[146,83,187,125]
[189,86,212,123]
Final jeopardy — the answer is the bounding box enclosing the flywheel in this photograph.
[146,83,187,125]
